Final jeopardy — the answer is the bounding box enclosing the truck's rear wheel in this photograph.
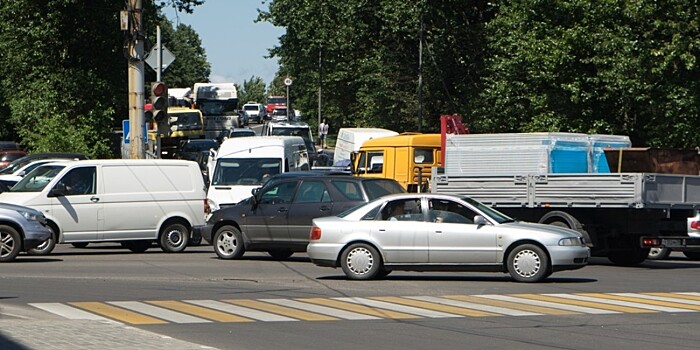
[647,247,671,260]
[608,248,649,266]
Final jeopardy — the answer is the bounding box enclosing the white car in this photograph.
[242,103,266,124]
[307,193,590,282]
[0,158,75,185]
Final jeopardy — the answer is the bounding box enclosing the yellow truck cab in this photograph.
[148,107,205,158]
[352,133,441,192]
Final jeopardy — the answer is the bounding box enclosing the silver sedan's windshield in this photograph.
[11,165,65,192]
[461,196,514,223]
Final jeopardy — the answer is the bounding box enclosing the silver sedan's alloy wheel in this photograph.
[0,225,21,262]
[213,225,244,260]
[507,244,549,283]
[340,243,382,280]
[513,249,541,277]
[346,247,374,275]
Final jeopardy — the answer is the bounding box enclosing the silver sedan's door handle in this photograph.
[90,196,100,203]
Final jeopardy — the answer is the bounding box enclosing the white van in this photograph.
[0,159,206,254]
[206,136,309,212]
[333,128,398,165]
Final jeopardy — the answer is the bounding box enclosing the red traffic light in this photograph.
[151,82,166,96]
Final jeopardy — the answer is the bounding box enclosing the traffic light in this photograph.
[150,81,168,123]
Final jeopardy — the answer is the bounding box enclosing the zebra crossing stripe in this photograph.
[108,301,211,323]
[371,296,497,317]
[224,299,337,321]
[647,292,700,303]
[575,294,691,312]
[610,293,700,311]
[29,303,118,323]
[540,294,654,314]
[445,295,575,315]
[298,298,420,319]
[146,300,254,323]
[494,294,618,314]
[185,300,296,322]
[261,299,379,320]
[673,292,700,301]
[408,296,541,316]
[70,302,167,325]
[335,297,459,318]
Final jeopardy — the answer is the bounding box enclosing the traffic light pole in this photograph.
[127,0,145,159]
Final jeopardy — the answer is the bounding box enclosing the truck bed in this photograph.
[431,170,700,210]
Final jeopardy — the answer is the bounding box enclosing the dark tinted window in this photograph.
[331,180,364,201]
[293,181,331,203]
[363,179,406,200]
[260,181,298,204]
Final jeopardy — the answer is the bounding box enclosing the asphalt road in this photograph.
[2,243,700,350]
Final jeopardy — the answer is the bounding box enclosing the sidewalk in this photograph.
[0,320,215,350]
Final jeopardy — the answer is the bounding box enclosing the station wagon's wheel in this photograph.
[213,225,245,259]
[507,244,549,283]
[71,242,89,248]
[0,225,21,262]
[647,247,671,260]
[160,223,189,253]
[121,240,151,253]
[340,243,383,280]
[28,224,57,256]
[268,249,293,260]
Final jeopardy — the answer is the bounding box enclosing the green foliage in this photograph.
[239,76,267,105]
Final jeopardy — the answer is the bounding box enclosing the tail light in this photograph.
[642,238,661,247]
[691,221,700,230]
[310,227,321,240]
[204,199,210,215]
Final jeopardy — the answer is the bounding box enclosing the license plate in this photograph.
[663,239,681,247]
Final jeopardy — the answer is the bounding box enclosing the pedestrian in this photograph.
[318,118,329,149]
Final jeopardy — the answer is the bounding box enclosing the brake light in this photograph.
[691,221,700,230]
[204,199,210,215]
[642,238,661,247]
[310,227,321,240]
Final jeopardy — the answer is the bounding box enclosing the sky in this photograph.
[166,1,285,86]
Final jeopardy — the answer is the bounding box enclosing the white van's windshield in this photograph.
[11,164,66,192]
[211,158,281,186]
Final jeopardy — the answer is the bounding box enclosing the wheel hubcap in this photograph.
[346,247,373,275]
[513,249,541,277]
[1,232,14,257]
[217,231,237,255]
[165,229,183,246]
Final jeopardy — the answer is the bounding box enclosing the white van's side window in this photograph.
[57,167,96,196]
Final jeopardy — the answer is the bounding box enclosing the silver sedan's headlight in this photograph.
[19,210,42,223]
[558,237,584,246]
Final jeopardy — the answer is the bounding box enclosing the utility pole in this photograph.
[418,14,424,133]
[126,0,145,159]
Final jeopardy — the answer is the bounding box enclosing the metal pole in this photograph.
[286,84,290,120]
[318,46,322,129]
[128,0,145,159]
[156,26,162,81]
[418,14,423,133]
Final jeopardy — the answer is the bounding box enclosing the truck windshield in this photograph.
[198,101,237,116]
[212,158,281,186]
[267,97,286,104]
[11,165,65,192]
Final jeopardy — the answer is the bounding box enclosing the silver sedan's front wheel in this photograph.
[340,243,383,280]
[507,244,549,283]
[213,225,245,260]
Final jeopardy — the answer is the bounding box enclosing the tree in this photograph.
[0,0,206,157]
[239,76,267,105]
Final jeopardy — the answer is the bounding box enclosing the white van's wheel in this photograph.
[160,223,189,253]
[213,225,245,259]
[28,224,57,256]
[0,225,21,262]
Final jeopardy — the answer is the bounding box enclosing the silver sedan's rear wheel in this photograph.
[507,244,549,283]
[0,225,21,262]
[213,225,245,260]
[340,243,383,280]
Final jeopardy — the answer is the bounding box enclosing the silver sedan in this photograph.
[307,193,590,282]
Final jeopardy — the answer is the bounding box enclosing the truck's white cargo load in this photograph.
[333,128,398,165]
[443,133,631,176]
[206,136,310,212]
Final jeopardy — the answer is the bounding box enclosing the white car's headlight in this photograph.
[207,199,220,213]
[558,237,584,246]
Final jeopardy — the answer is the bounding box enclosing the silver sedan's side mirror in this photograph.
[474,215,488,226]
